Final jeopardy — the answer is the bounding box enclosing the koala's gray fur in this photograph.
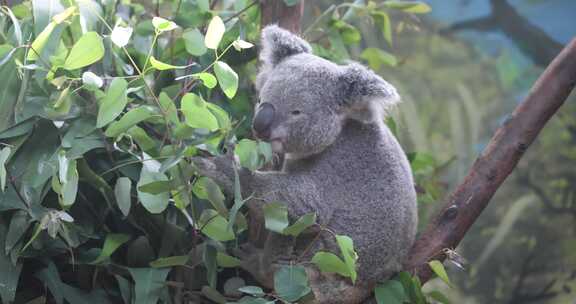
[193,25,417,303]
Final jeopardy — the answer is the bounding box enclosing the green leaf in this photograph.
[360,47,398,70]
[193,177,228,216]
[384,1,431,14]
[336,235,358,283]
[181,93,219,130]
[311,252,350,277]
[91,233,131,264]
[61,159,78,207]
[105,106,158,137]
[283,213,316,236]
[152,17,178,32]
[235,139,260,170]
[0,222,22,304]
[216,252,241,268]
[97,78,128,128]
[129,267,171,304]
[428,260,452,287]
[149,56,187,70]
[183,28,207,56]
[274,265,311,302]
[138,180,174,194]
[375,280,407,304]
[194,72,217,88]
[158,92,179,124]
[27,22,57,61]
[149,255,189,268]
[371,11,392,46]
[214,61,238,99]
[199,209,235,241]
[27,6,75,61]
[114,177,132,216]
[263,202,289,233]
[238,286,265,297]
[205,16,225,49]
[0,147,11,192]
[64,32,105,70]
[137,165,170,214]
[206,103,231,130]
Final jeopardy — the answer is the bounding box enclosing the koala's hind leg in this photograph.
[305,268,374,304]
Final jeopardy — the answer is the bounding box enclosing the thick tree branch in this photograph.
[260,0,305,33]
[405,37,576,282]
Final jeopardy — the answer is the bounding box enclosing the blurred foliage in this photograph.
[0,0,456,303]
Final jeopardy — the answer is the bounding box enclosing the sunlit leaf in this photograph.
[64,32,105,70]
[181,93,219,130]
[194,72,217,88]
[199,209,235,241]
[428,260,452,287]
[149,56,188,70]
[384,1,431,14]
[111,25,133,47]
[205,16,225,49]
[152,17,178,32]
[311,252,350,277]
[336,235,358,283]
[214,61,238,99]
[232,39,254,51]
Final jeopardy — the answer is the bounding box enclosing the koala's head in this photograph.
[252,25,400,159]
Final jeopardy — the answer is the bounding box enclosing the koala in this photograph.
[192,25,417,303]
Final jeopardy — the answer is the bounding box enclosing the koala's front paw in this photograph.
[233,244,277,288]
[190,156,235,194]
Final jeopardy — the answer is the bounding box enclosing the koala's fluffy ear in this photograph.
[340,63,400,122]
[259,25,312,66]
[256,25,311,91]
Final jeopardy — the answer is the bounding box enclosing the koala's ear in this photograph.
[259,25,312,67]
[339,63,400,122]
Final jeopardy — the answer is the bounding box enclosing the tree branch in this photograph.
[405,37,576,282]
[260,0,305,34]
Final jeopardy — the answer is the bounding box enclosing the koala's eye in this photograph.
[291,110,302,116]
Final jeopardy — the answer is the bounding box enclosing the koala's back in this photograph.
[285,119,418,283]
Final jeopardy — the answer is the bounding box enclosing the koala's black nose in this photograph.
[253,103,275,139]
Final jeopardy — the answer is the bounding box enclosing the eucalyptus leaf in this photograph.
[97,78,128,128]
[183,28,207,56]
[64,32,105,70]
[91,233,131,264]
[214,61,238,99]
[114,177,132,216]
[205,16,225,49]
[274,265,311,302]
[263,202,289,233]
